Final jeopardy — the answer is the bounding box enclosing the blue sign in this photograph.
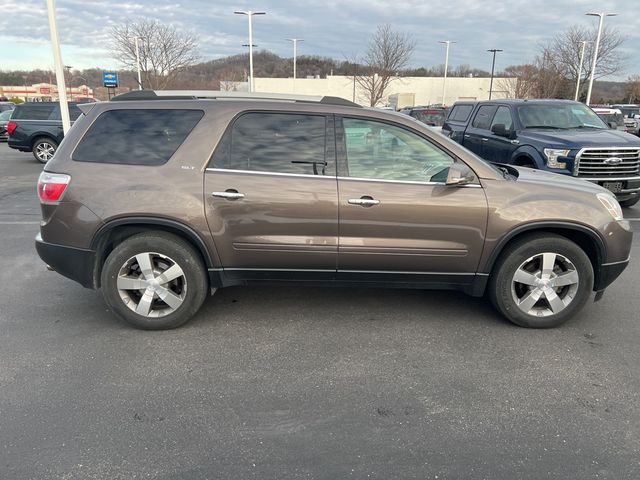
[103,71,119,88]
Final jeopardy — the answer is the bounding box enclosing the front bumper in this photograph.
[35,233,96,289]
[594,258,629,291]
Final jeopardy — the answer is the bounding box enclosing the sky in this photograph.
[1,0,639,80]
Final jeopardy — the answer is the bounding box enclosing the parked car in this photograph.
[443,99,640,207]
[0,101,16,113]
[35,90,632,330]
[0,109,12,141]
[7,102,82,163]
[610,104,640,136]
[592,107,627,132]
[400,106,448,126]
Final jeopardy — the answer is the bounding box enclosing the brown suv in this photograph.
[35,91,633,329]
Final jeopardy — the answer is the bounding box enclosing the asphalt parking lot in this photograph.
[1,142,639,479]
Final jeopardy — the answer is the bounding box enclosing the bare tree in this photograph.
[112,19,199,90]
[496,65,538,98]
[354,25,415,107]
[625,75,640,103]
[545,25,625,99]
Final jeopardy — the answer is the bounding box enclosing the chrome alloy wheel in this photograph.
[117,252,187,318]
[510,252,579,317]
[35,142,56,161]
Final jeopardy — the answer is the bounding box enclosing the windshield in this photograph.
[517,103,608,130]
[0,110,12,121]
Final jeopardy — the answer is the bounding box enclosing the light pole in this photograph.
[286,38,303,92]
[487,49,502,100]
[45,0,70,133]
[134,36,143,90]
[574,40,590,101]
[22,75,28,101]
[585,12,617,106]
[234,10,266,93]
[64,65,72,102]
[438,41,455,106]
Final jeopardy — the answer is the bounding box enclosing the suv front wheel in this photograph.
[101,232,208,330]
[489,234,594,328]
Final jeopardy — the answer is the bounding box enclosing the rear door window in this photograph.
[448,105,473,122]
[73,109,203,165]
[471,105,497,130]
[210,112,331,176]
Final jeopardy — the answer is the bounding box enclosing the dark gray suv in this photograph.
[35,91,633,329]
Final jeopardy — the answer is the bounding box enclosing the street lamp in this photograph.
[64,65,72,101]
[234,10,266,93]
[286,38,303,92]
[574,40,591,101]
[585,12,617,106]
[438,41,455,106]
[487,49,503,100]
[134,36,144,90]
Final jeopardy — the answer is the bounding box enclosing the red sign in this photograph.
[40,87,51,95]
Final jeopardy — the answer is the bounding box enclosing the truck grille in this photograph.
[575,148,640,177]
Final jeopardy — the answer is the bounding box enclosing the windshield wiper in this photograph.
[524,125,563,129]
[568,125,603,129]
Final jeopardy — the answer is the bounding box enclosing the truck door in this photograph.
[463,105,496,159]
[484,105,516,163]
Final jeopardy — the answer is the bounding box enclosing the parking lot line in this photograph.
[0,221,40,225]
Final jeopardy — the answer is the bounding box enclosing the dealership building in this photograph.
[0,83,94,102]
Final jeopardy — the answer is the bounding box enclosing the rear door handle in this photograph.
[348,196,380,207]
[481,138,488,142]
[464,134,471,138]
[211,190,245,200]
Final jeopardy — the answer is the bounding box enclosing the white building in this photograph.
[0,83,94,102]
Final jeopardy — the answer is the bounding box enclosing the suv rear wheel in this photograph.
[100,232,208,330]
[33,137,58,163]
[489,234,593,328]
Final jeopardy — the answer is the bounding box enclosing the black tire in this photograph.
[619,196,640,208]
[100,232,208,330]
[488,234,593,328]
[32,137,58,164]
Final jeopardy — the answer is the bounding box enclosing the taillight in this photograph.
[6,121,17,136]
[37,172,71,203]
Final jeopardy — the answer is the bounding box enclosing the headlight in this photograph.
[597,193,623,221]
[543,148,570,169]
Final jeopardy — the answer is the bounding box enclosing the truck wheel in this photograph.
[32,138,58,163]
[488,234,593,328]
[100,232,208,330]
[619,196,639,208]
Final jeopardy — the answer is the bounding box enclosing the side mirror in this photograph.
[446,162,476,186]
[491,123,509,137]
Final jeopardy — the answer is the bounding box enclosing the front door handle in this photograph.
[481,137,488,142]
[464,134,471,139]
[211,190,245,200]
[348,196,380,207]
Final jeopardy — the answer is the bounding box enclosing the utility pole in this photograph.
[487,49,503,100]
[286,38,303,92]
[438,41,455,106]
[234,10,266,93]
[585,12,617,106]
[574,40,590,101]
[46,0,70,133]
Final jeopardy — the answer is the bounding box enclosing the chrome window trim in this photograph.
[337,175,482,187]
[205,167,334,179]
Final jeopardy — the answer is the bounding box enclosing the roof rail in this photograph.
[110,90,361,107]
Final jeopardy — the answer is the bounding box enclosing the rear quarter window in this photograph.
[73,109,204,165]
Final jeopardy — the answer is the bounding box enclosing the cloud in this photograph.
[1,0,638,80]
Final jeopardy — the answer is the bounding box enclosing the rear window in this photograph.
[73,109,203,165]
[448,104,473,122]
[11,104,56,120]
[411,109,446,126]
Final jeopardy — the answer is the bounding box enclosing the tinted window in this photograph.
[74,109,203,165]
[448,104,473,122]
[472,105,496,130]
[411,109,446,126]
[11,104,55,120]
[342,118,454,183]
[491,106,513,131]
[211,113,328,175]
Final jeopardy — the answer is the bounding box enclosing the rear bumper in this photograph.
[35,234,96,289]
[594,258,629,291]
